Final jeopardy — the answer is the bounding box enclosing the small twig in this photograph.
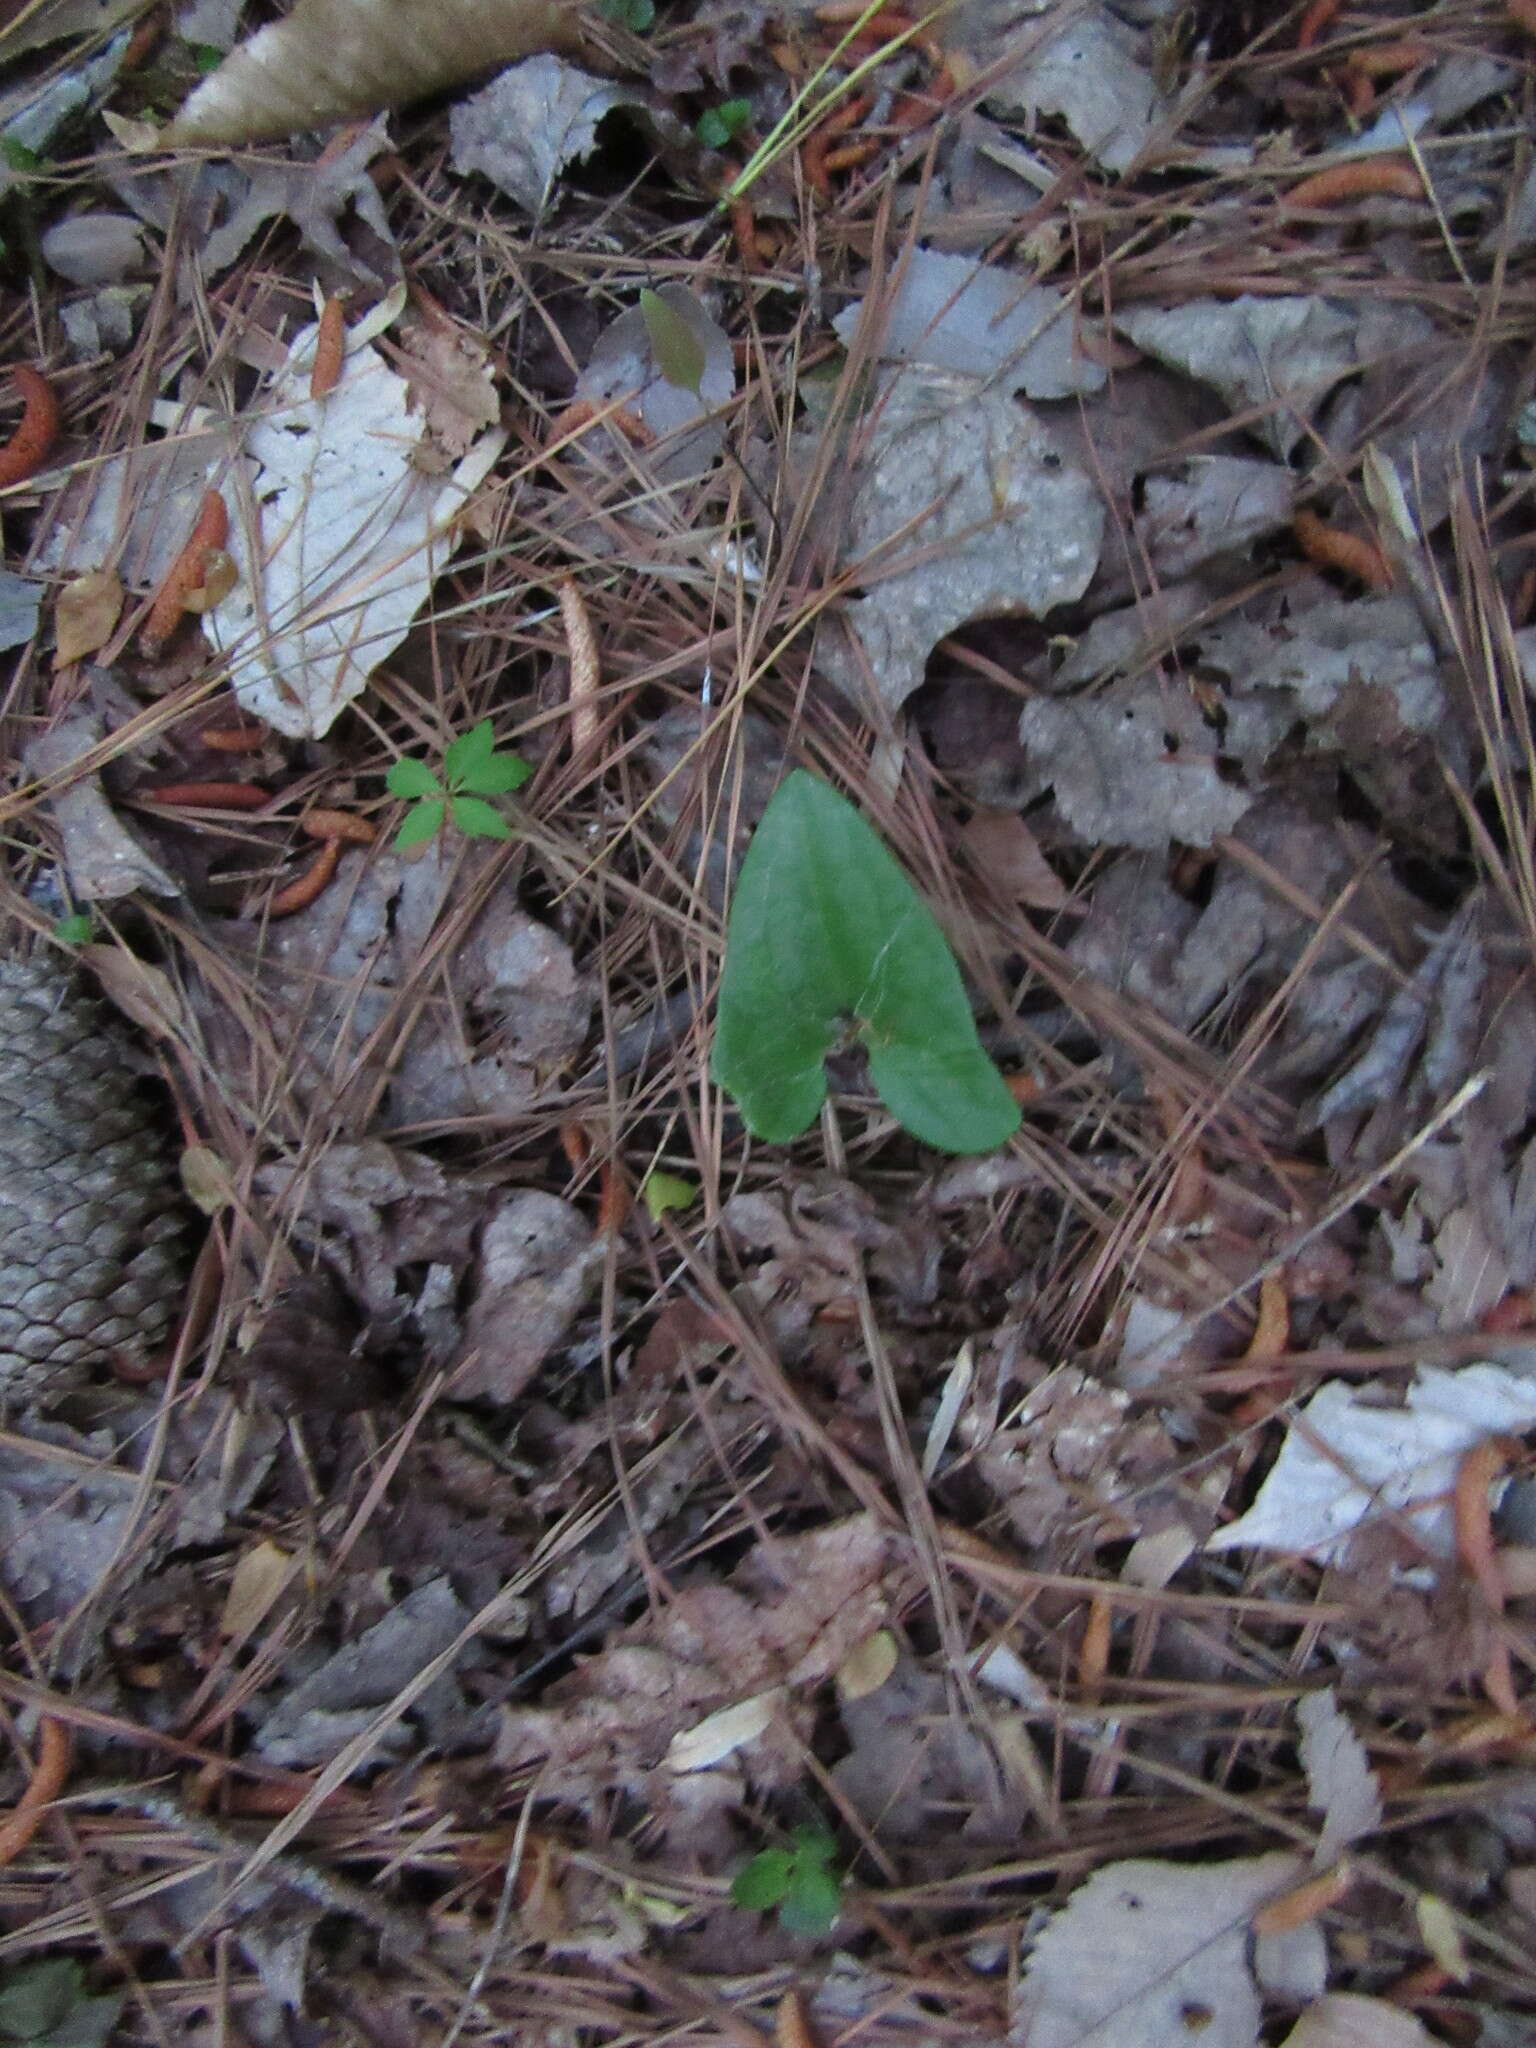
[0,367,60,489]
[0,1717,71,1869]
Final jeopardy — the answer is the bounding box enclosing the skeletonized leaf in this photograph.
[164,0,591,147]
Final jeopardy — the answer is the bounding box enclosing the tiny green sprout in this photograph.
[0,1957,124,2048]
[0,139,41,175]
[696,98,753,151]
[641,1169,696,1224]
[191,42,225,71]
[596,0,654,29]
[385,720,531,850]
[731,1825,843,1937]
[52,913,92,947]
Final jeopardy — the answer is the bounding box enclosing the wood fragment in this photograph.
[0,1718,71,1870]
[1079,1592,1112,1701]
[0,367,60,489]
[263,839,341,918]
[1283,156,1423,207]
[559,577,602,757]
[1294,508,1394,590]
[310,294,347,399]
[140,489,231,653]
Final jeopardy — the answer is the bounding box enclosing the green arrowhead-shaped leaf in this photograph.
[639,287,705,396]
[711,771,1020,1154]
[443,718,496,786]
[386,756,441,800]
[450,795,512,841]
[394,797,445,848]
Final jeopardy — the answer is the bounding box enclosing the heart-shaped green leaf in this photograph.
[712,771,1020,1154]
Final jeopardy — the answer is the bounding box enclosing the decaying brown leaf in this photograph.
[165,0,595,146]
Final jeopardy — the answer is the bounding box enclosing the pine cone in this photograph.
[0,955,184,1398]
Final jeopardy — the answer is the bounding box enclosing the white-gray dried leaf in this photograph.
[817,371,1101,715]
[40,210,146,286]
[577,283,734,484]
[449,54,634,214]
[834,248,1105,399]
[1020,678,1250,849]
[985,3,1168,175]
[0,573,42,653]
[455,1191,600,1404]
[24,717,181,902]
[1116,296,1436,459]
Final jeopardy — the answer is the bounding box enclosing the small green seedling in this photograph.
[0,1958,123,2048]
[596,0,654,30]
[731,1824,843,1937]
[51,913,92,947]
[641,1169,697,1223]
[386,720,531,850]
[712,771,1021,1154]
[696,98,752,150]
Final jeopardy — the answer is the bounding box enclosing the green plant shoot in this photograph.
[638,288,705,396]
[712,772,1021,1154]
[696,98,752,150]
[641,1169,696,1223]
[731,1825,843,1937]
[386,720,531,850]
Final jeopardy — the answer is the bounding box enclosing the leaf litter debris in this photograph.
[2,0,1536,2040]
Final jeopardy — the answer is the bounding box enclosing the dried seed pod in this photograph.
[0,955,185,1398]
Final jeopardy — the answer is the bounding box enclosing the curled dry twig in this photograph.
[0,1717,71,1870]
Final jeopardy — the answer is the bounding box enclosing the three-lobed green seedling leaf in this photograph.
[386,720,531,850]
[696,98,752,150]
[731,1825,843,1937]
[712,771,1021,1154]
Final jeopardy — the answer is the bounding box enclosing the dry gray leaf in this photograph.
[24,718,181,902]
[1297,1689,1382,1865]
[453,1191,599,1404]
[1136,456,1295,579]
[1019,678,1251,850]
[449,54,635,214]
[255,1577,482,1767]
[1012,1851,1304,2048]
[0,572,43,654]
[40,211,146,286]
[1208,1363,1536,1563]
[1280,1997,1436,2048]
[207,311,504,738]
[816,371,1101,716]
[165,0,591,145]
[833,248,1106,399]
[1116,297,1436,459]
[985,3,1169,175]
